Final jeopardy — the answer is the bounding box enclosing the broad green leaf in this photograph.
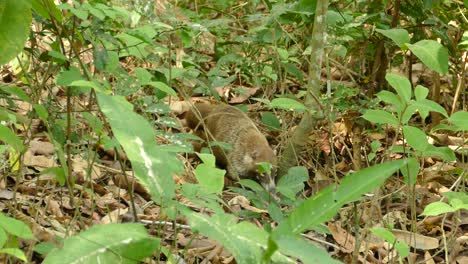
[0,1,32,65]
[134,68,152,85]
[43,223,160,264]
[0,86,30,102]
[421,145,456,161]
[97,94,183,202]
[402,126,429,151]
[362,110,399,126]
[277,48,289,61]
[407,40,449,74]
[270,98,306,111]
[196,153,216,167]
[0,125,25,152]
[376,90,404,113]
[194,164,225,194]
[40,167,66,186]
[0,213,34,239]
[261,112,280,130]
[376,28,410,47]
[386,74,412,103]
[277,166,309,200]
[335,160,406,203]
[411,99,448,118]
[370,228,409,257]
[147,81,177,96]
[32,0,62,21]
[400,157,419,185]
[56,67,82,86]
[0,248,27,262]
[0,228,6,248]
[275,235,341,264]
[187,212,294,264]
[448,111,468,131]
[33,104,48,121]
[421,202,454,216]
[414,85,429,101]
[442,192,468,205]
[68,80,106,93]
[274,160,405,237]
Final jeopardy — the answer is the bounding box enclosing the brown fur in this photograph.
[186,102,276,190]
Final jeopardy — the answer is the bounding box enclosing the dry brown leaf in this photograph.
[229,87,259,103]
[23,150,56,169]
[228,195,268,214]
[101,207,128,224]
[30,140,55,155]
[328,222,366,253]
[424,251,436,264]
[391,229,439,250]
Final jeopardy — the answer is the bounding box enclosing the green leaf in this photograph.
[0,125,25,152]
[97,94,183,202]
[0,228,7,248]
[448,111,468,131]
[376,28,410,47]
[134,68,153,85]
[414,85,429,101]
[43,223,160,264]
[270,98,306,111]
[0,213,34,239]
[277,48,289,61]
[187,212,295,264]
[400,157,419,185]
[362,110,399,126]
[0,1,32,65]
[0,248,27,262]
[32,0,62,21]
[411,99,448,118]
[275,235,341,264]
[385,74,412,103]
[277,166,309,200]
[147,81,177,96]
[40,167,66,186]
[0,86,31,103]
[68,80,106,93]
[421,202,454,216]
[376,91,404,113]
[370,228,409,257]
[194,164,225,194]
[261,112,280,130]
[56,67,82,86]
[336,160,406,203]
[274,160,405,237]
[402,126,429,151]
[421,145,456,161]
[407,40,449,74]
[33,104,49,121]
[196,153,216,167]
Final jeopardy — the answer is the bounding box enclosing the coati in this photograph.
[186,102,276,191]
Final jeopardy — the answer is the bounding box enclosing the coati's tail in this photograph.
[185,102,213,129]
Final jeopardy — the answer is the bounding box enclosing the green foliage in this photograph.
[0,1,32,65]
[273,160,406,238]
[194,153,225,194]
[370,228,410,258]
[42,223,160,264]
[0,213,34,262]
[1,0,465,262]
[421,192,468,216]
[97,94,183,202]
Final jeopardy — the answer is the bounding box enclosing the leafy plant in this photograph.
[0,213,34,262]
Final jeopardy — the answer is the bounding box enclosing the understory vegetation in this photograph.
[0,0,467,263]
